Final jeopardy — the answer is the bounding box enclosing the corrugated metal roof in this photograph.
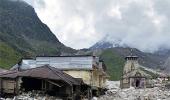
[20,56,97,70]
[36,55,93,57]
[0,65,82,85]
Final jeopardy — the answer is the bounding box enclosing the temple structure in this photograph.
[120,55,152,88]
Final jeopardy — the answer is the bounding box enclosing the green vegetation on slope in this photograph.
[0,0,75,68]
[99,48,160,80]
[100,49,125,80]
[0,42,21,69]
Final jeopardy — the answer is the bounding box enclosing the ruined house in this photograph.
[12,55,109,96]
[120,56,152,88]
[0,65,83,100]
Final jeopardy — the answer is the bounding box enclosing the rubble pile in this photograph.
[97,81,170,100]
[98,87,170,100]
[1,91,62,100]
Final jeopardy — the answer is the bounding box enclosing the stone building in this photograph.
[120,56,151,88]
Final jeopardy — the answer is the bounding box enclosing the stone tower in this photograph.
[123,56,139,74]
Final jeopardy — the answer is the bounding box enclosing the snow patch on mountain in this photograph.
[90,36,127,50]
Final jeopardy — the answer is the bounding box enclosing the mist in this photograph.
[23,0,170,52]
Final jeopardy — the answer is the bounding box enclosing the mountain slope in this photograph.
[0,0,75,68]
[102,47,167,80]
[88,34,170,80]
[100,49,125,80]
[80,46,169,80]
[0,42,21,68]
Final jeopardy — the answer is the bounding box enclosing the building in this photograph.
[0,65,83,99]
[120,56,152,88]
[12,55,109,96]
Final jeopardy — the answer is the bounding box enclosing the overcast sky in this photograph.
[23,0,170,52]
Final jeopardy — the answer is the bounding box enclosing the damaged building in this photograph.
[0,65,83,100]
[10,55,109,97]
[120,56,152,89]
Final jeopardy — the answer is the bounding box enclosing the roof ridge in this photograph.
[36,55,93,57]
[19,65,49,71]
[49,66,80,85]
[47,66,72,85]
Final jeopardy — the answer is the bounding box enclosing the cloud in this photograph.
[23,0,170,52]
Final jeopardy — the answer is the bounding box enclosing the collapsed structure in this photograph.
[120,56,152,88]
[0,55,108,99]
[0,65,83,99]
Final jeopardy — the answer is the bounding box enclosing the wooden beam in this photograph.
[46,80,62,87]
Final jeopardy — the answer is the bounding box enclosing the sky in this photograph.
[23,0,170,52]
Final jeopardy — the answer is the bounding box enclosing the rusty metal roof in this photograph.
[0,65,82,85]
[0,70,18,78]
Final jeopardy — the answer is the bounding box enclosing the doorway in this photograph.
[21,77,42,91]
[135,79,140,88]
